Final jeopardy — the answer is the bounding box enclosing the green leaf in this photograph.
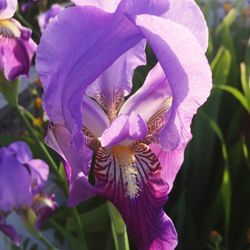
[214,85,250,113]
[240,63,250,98]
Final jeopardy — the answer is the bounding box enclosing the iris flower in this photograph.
[0,0,36,81]
[36,0,212,249]
[0,141,56,245]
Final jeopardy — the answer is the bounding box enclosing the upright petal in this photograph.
[7,141,32,163]
[162,0,208,52]
[85,40,146,119]
[36,6,143,131]
[135,15,212,151]
[0,0,17,19]
[94,143,177,249]
[45,124,97,206]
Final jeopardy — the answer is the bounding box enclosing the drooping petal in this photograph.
[0,0,17,19]
[0,219,21,246]
[135,15,212,151]
[85,40,146,119]
[99,113,147,147]
[0,148,32,212]
[26,159,49,194]
[94,143,177,250]
[7,141,32,163]
[36,5,143,131]
[45,124,97,206]
[0,19,37,81]
[38,4,64,32]
[119,63,172,124]
[163,0,208,52]
[82,95,109,137]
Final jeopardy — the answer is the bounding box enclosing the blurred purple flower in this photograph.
[36,0,212,249]
[38,4,64,32]
[0,0,36,81]
[0,141,56,245]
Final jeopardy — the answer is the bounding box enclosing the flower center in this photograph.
[0,19,20,38]
[111,145,140,199]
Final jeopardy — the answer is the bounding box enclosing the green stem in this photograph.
[71,208,88,250]
[38,232,58,250]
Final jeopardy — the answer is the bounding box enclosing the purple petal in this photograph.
[99,113,147,147]
[163,0,208,52]
[38,4,64,32]
[119,63,172,123]
[45,124,97,206]
[85,40,146,118]
[82,95,109,137]
[135,15,212,151]
[0,148,32,212]
[36,5,143,132]
[7,141,32,163]
[0,19,37,81]
[0,220,22,246]
[26,159,49,194]
[0,0,17,19]
[94,144,177,250]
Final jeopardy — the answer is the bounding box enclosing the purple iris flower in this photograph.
[38,4,64,33]
[36,0,212,249]
[0,0,36,81]
[0,141,56,245]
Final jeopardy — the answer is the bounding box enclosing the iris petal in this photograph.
[94,143,177,250]
[0,220,21,246]
[0,0,17,19]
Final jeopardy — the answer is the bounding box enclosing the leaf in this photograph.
[240,63,250,98]
[214,85,250,113]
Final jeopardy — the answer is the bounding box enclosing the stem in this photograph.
[71,208,88,250]
[38,232,58,250]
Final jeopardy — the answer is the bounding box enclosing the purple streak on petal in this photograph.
[0,0,17,19]
[94,144,177,250]
[26,159,49,194]
[7,141,32,163]
[86,40,146,114]
[0,19,37,81]
[0,148,32,212]
[135,15,212,151]
[38,4,64,32]
[45,124,97,206]
[119,63,172,123]
[163,0,208,52]
[99,113,147,147]
[0,219,22,246]
[36,6,143,132]
[82,95,109,137]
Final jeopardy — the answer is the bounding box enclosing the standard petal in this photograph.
[0,0,17,19]
[0,19,37,81]
[7,141,32,163]
[119,63,172,123]
[45,124,97,206]
[36,6,143,131]
[26,159,49,194]
[0,149,32,212]
[85,40,146,119]
[135,15,212,151]
[163,0,208,52]
[94,144,178,250]
[82,95,109,137]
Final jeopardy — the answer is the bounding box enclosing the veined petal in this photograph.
[163,0,208,52]
[135,15,212,151]
[0,19,37,81]
[0,0,17,19]
[45,124,97,206]
[86,40,146,120]
[119,63,172,124]
[36,6,143,131]
[94,144,177,250]
[0,148,32,212]
[82,95,109,137]
[99,113,147,147]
